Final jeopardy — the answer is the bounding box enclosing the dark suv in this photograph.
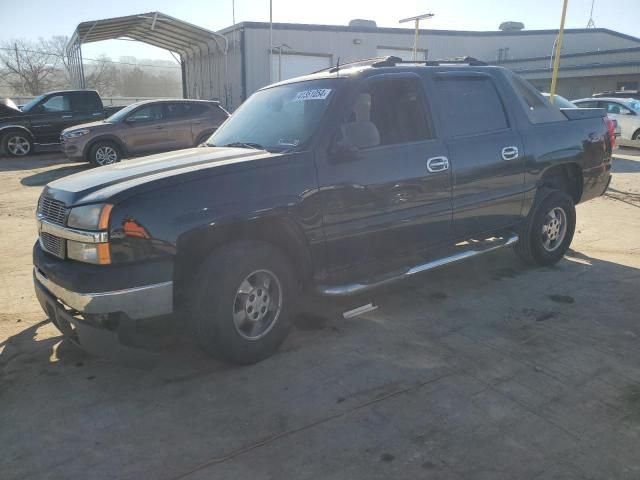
[33,57,613,364]
[61,99,229,165]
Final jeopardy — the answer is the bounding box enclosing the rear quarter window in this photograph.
[434,76,508,137]
[72,93,102,112]
[509,75,567,123]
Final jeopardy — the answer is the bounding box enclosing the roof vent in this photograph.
[349,19,377,28]
[499,21,525,31]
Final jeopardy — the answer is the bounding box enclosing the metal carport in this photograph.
[66,12,230,106]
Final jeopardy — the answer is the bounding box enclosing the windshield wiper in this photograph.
[222,142,266,150]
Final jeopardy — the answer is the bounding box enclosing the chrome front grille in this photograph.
[40,231,66,259]
[38,197,68,226]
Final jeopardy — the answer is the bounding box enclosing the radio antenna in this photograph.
[587,0,596,28]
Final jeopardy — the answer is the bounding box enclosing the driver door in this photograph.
[317,73,453,274]
[30,93,75,143]
[122,104,169,154]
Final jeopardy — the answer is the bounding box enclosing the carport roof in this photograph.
[67,11,227,57]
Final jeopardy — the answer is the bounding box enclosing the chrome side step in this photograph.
[317,234,519,296]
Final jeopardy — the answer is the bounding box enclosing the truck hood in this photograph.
[0,98,22,118]
[44,147,281,205]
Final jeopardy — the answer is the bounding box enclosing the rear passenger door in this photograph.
[70,92,104,125]
[431,72,525,239]
[164,103,198,149]
[318,73,453,273]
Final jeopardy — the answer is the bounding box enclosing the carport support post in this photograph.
[549,0,569,104]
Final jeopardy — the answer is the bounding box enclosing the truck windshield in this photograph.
[20,94,46,112]
[209,78,341,152]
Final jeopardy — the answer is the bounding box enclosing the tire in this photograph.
[194,131,214,147]
[2,131,33,157]
[632,129,640,141]
[514,189,576,266]
[189,241,298,364]
[89,141,121,166]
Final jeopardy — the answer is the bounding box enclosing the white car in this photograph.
[574,97,640,141]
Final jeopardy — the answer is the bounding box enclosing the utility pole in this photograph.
[274,43,291,81]
[399,13,434,60]
[269,0,273,82]
[549,0,569,104]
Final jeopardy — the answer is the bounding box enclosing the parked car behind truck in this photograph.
[574,97,640,142]
[61,99,229,166]
[0,90,124,157]
[33,57,614,364]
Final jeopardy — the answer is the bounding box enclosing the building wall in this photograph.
[193,23,640,109]
[240,24,640,94]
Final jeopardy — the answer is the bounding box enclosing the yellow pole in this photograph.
[549,0,569,104]
[413,19,419,60]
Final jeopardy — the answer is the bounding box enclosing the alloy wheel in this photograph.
[541,206,567,252]
[232,269,282,340]
[95,146,118,165]
[7,135,31,156]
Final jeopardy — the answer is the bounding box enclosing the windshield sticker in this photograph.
[278,138,300,146]
[293,89,332,102]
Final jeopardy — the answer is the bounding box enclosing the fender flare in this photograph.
[0,125,34,140]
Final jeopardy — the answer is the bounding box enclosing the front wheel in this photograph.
[514,190,576,266]
[2,131,32,157]
[189,241,298,364]
[89,141,121,166]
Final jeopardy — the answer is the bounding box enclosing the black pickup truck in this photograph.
[0,90,123,157]
[32,57,614,364]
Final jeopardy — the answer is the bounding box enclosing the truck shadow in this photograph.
[20,164,89,186]
[2,247,638,377]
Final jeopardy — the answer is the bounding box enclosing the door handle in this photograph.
[61,115,73,119]
[426,156,449,173]
[501,146,519,161]
[155,125,164,129]
[192,121,201,125]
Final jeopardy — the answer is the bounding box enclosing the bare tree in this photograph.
[85,55,119,96]
[45,35,71,86]
[0,38,63,94]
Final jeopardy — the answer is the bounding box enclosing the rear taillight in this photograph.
[604,117,616,150]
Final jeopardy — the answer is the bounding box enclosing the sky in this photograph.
[1,0,639,62]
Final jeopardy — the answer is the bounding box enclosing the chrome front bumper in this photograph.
[34,267,173,320]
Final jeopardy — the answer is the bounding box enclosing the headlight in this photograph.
[64,129,90,138]
[67,204,113,230]
[67,241,111,264]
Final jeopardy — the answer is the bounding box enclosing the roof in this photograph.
[67,12,227,57]
[219,21,640,44]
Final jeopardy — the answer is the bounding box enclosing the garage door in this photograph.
[270,54,332,83]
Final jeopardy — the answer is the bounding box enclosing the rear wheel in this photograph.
[514,190,576,266]
[189,241,298,364]
[632,129,640,141]
[2,131,32,157]
[89,141,121,166]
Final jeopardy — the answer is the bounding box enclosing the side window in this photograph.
[434,76,508,136]
[341,77,432,148]
[509,75,566,123]
[72,93,101,112]
[605,102,632,115]
[184,103,208,116]
[40,95,71,113]
[164,103,188,119]
[127,104,163,122]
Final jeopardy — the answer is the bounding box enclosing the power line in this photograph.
[0,46,180,69]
